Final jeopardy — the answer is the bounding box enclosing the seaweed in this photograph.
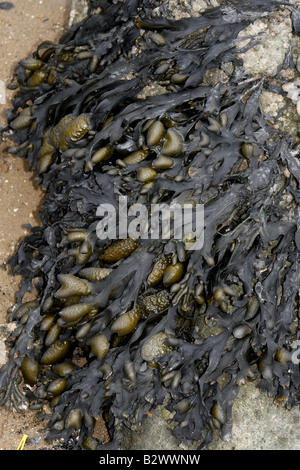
[1,0,300,450]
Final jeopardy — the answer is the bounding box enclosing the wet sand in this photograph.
[0,0,71,450]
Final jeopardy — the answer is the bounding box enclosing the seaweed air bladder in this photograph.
[1,0,300,450]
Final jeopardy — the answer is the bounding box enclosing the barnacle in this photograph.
[1,0,300,452]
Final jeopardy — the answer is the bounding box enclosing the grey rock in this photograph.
[0,323,16,366]
[208,380,300,450]
[69,0,88,26]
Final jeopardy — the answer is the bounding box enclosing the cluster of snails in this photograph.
[1,0,300,450]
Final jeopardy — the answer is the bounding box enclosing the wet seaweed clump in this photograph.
[1,0,300,450]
